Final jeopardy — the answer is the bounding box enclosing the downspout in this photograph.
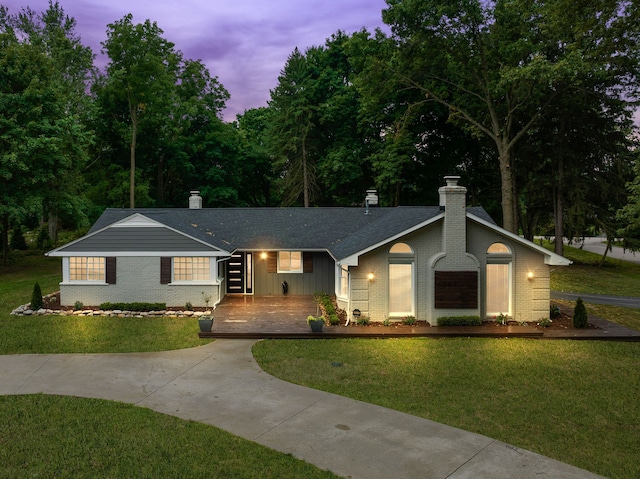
[212,257,229,309]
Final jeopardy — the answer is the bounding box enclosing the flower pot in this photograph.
[199,317,214,332]
[309,320,324,333]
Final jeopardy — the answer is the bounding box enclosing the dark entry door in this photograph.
[226,252,252,294]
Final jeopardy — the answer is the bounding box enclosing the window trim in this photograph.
[66,256,106,283]
[486,243,513,317]
[171,256,213,284]
[278,251,303,273]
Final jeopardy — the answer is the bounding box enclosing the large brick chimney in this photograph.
[439,176,467,257]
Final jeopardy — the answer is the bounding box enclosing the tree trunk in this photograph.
[302,134,309,207]
[497,144,517,233]
[48,210,59,245]
[1,214,9,267]
[554,155,564,256]
[130,107,138,209]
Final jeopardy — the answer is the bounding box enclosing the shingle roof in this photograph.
[87,206,493,259]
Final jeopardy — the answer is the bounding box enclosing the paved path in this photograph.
[566,236,640,264]
[0,340,603,479]
[552,291,640,308]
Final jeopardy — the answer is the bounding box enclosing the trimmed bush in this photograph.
[573,297,588,328]
[10,226,27,250]
[550,304,561,319]
[99,302,166,312]
[402,315,417,325]
[437,315,482,326]
[31,282,43,310]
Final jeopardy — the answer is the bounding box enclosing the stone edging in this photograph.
[11,293,213,318]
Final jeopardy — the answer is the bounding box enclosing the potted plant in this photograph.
[307,315,325,333]
[199,314,214,332]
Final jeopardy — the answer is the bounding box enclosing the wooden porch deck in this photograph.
[198,295,545,339]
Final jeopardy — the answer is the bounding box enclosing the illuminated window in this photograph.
[486,243,512,316]
[487,242,511,254]
[389,242,415,316]
[278,251,302,273]
[390,242,413,254]
[69,257,105,281]
[174,257,210,281]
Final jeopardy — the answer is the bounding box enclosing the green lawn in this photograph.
[550,244,640,297]
[0,253,337,478]
[0,394,338,479]
[253,338,640,479]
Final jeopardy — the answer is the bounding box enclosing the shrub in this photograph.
[10,226,27,250]
[356,315,370,326]
[402,315,417,325]
[328,314,340,326]
[31,282,43,310]
[99,302,166,312]
[550,304,561,319]
[36,226,52,250]
[537,317,552,328]
[185,301,193,311]
[74,301,84,311]
[573,297,588,328]
[437,316,482,326]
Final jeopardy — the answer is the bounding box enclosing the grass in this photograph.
[0,251,211,353]
[253,338,640,479]
[0,252,338,478]
[550,244,640,297]
[0,394,339,479]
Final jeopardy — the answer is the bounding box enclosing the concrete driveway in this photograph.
[0,339,604,479]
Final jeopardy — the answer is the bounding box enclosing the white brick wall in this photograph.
[59,257,221,308]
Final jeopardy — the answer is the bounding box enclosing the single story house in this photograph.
[46,176,570,324]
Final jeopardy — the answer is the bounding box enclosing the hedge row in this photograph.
[437,315,482,326]
[98,302,166,312]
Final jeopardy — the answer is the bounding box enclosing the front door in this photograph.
[226,252,253,294]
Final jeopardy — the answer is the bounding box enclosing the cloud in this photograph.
[4,0,389,120]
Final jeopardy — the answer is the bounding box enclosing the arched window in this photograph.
[390,242,413,254]
[487,242,511,254]
[389,243,414,316]
[486,243,512,317]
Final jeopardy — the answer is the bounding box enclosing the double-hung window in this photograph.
[278,251,302,273]
[69,257,105,281]
[173,257,210,281]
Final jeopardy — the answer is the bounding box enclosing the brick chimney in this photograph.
[439,176,467,256]
[189,190,202,209]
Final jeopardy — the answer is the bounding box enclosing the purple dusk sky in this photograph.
[4,0,390,121]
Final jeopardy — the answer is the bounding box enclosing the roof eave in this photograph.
[468,213,572,266]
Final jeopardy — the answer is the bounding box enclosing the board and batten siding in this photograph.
[252,251,334,295]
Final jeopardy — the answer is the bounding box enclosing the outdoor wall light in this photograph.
[367,272,375,281]
[260,252,267,260]
[527,271,534,280]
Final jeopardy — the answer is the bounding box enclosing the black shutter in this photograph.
[303,252,313,273]
[106,257,117,284]
[160,257,172,284]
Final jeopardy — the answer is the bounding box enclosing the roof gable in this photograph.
[467,212,571,266]
[47,213,228,257]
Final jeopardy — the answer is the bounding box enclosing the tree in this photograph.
[99,14,180,208]
[0,2,93,265]
[381,0,640,233]
[268,48,318,207]
[617,151,640,252]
